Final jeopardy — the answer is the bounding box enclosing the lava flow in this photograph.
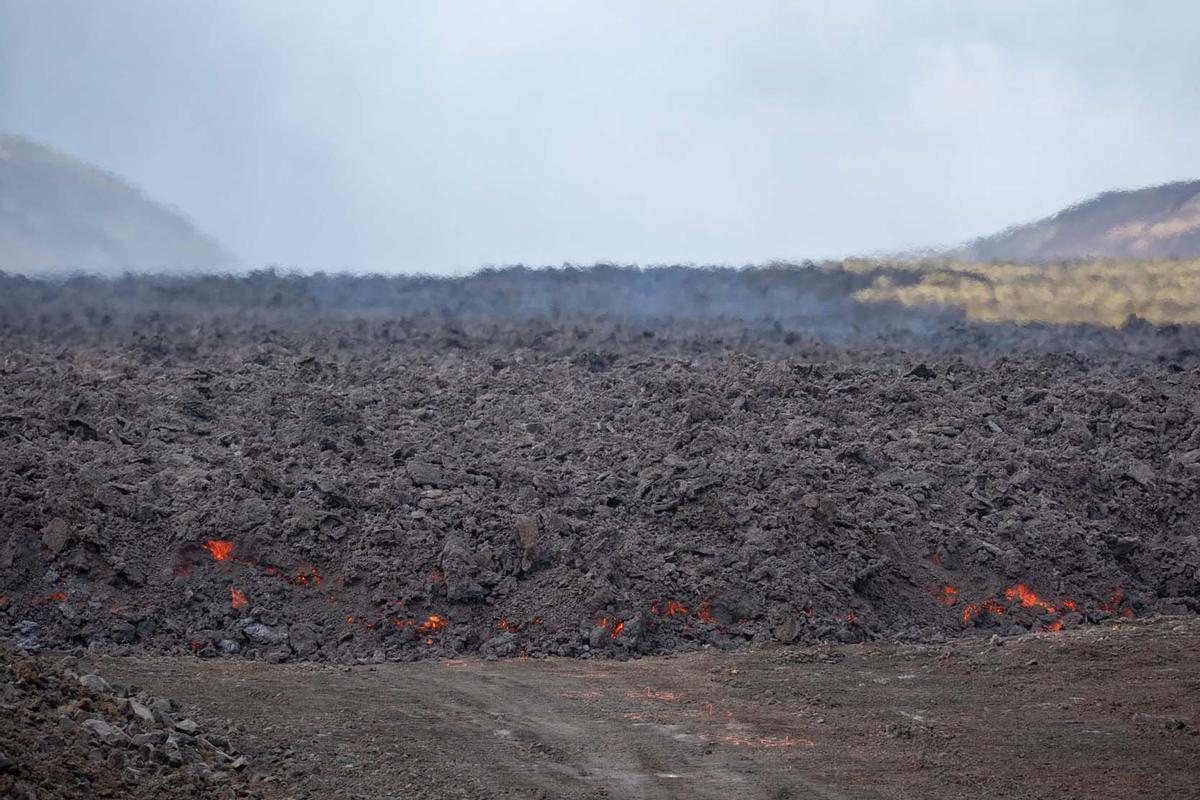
[416,614,448,634]
[201,538,325,588]
[648,598,719,625]
[928,584,959,606]
[595,616,625,639]
[935,580,1134,629]
[203,539,234,561]
[1099,584,1137,619]
[229,588,248,610]
[651,600,689,617]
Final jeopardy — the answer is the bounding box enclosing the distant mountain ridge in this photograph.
[953,180,1200,262]
[0,134,233,274]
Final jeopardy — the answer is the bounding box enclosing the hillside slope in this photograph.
[0,134,233,274]
[956,180,1200,262]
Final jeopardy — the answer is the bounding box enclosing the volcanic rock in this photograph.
[406,458,444,487]
[772,616,804,644]
[79,674,111,693]
[40,518,73,555]
[81,718,125,743]
[288,623,319,657]
[129,700,154,723]
[241,622,288,647]
[1,273,1197,663]
[481,632,519,659]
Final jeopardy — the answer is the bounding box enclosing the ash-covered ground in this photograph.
[2,267,1199,665]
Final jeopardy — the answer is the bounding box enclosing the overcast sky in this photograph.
[2,1,1197,273]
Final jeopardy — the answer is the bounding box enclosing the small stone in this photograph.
[129,700,154,723]
[481,632,519,659]
[907,363,937,380]
[162,745,184,767]
[110,621,137,644]
[405,458,443,487]
[41,518,73,554]
[175,718,200,735]
[81,718,128,744]
[78,673,111,693]
[288,624,319,657]
[241,622,287,646]
[773,616,803,644]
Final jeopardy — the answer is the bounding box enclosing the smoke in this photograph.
[2,1,1199,273]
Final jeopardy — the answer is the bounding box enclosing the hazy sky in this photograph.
[2,1,1198,272]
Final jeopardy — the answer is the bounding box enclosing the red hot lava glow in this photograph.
[204,540,234,561]
[594,616,625,639]
[939,580,1134,630]
[929,584,959,606]
[416,614,448,634]
[229,588,248,609]
[653,600,689,617]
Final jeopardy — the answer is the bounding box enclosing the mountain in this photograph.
[954,180,1200,262]
[0,134,234,274]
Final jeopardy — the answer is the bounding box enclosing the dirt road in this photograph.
[87,616,1200,800]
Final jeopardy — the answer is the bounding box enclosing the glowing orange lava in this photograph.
[1005,583,1059,614]
[961,599,1005,625]
[694,599,714,623]
[943,580,1131,631]
[929,584,959,606]
[593,616,625,639]
[416,614,448,634]
[229,588,248,609]
[496,617,520,633]
[1098,585,1135,618]
[203,540,235,561]
[291,566,322,586]
[653,600,689,617]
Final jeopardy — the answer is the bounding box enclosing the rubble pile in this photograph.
[1,271,1198,664]
[0,643,284,799]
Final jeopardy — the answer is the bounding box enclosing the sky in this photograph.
[1,1,1198,273]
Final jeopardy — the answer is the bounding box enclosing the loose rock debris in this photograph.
[0,271,1198,668]
[0,271,1195,671]
[2,269,1200,799]
[0,643,284,799]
